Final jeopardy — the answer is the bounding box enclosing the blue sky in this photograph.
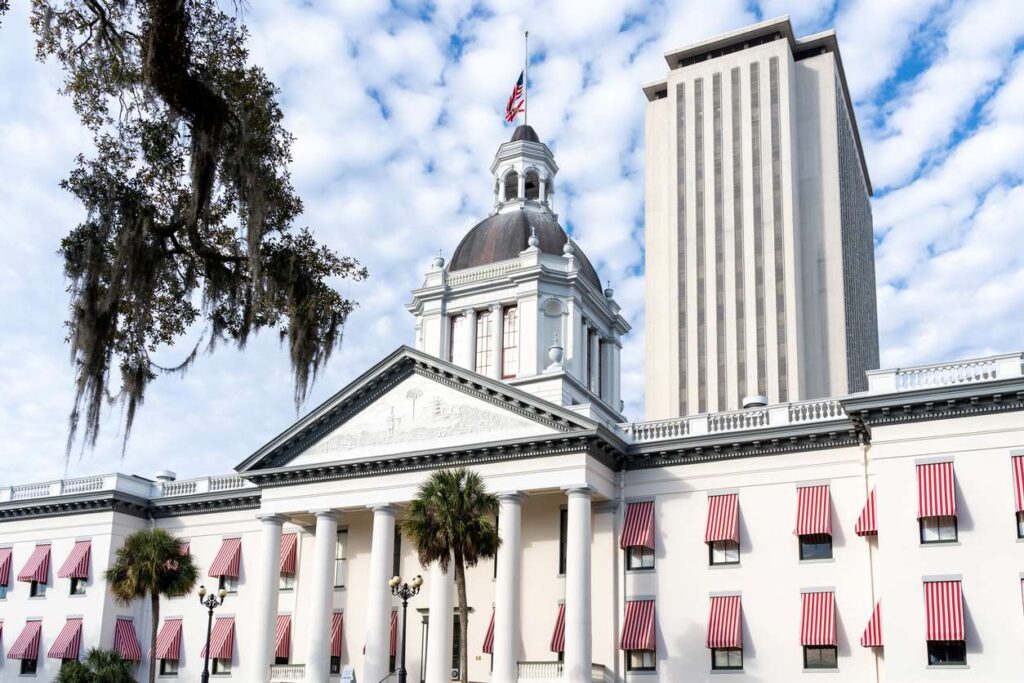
[1,0,1023,485]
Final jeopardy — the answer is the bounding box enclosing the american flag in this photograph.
[505,71,525,122]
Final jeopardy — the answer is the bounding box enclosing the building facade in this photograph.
[643,17,879,418]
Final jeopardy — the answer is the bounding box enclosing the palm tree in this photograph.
[399,468,500,683]
[105,530,198,683]
[55,648,136,683]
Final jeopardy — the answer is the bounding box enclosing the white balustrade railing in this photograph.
[788,398,843,423]
[708,407,768,432]
[159,480,198,497]
[60,476,105,495]
[446,259,522,286]
[620,416,690,442]
[517,661,563,679]
[209,475,247,492]
[10,482,51,500]
[0,472,254,504]
[866,352,1024,393]
[269,664,305,682]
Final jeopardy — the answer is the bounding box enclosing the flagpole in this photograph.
[524,30,529,127]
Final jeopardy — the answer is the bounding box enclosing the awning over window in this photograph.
[924,580,963,641]
[705,494,739,544]
[208,538,242,578]
[706,596,742,649]
[280,533,298,574]
[178,541,190,556]
[794,486,831,536]
[48,618,83,660]
[549,604,565,653]
[201,618,235,659]
[330,613,344,658]
[0,547,11,586]
[275,615,291,659]
[58,541,92,579]
[917,462,956,518]
[17,544,50,583]
[482,609,495,654]
[1012,455,1024,513]
[7,621,42,660]
[620,502,655,549]
[860,602,882,648]
[155,619,183,660]
[389,610,398,658]
[855,487,877,537]
[619,600,656,651]
[113,618,142,661]
[800,591,836,646]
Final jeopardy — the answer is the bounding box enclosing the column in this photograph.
[424,559,454,683]
[462,310,477,370]
[563,488,592,683]
[493,494,523,683]
[490,303,503,380]
[304,510,338,683]
[588,329,600,393]
[364,505,396,683]
[251,514,285,683]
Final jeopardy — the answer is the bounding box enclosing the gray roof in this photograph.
[510,125,540,143]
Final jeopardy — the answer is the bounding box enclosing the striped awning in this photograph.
[917,462,956,518]
[48,618,83,660]
[1012,455,1024,513]
[549,604,565,653]
[113,618,142,661]
[201,617,235,659]
[275,615,292,659]
[860,602,882,648]
[924,580,964,641]
[58,541,92,579]
[794,486,831,536]
[390,610,399,658]
[179,541,190,556]
[619,600,656,651]
[855,487,878,537]
[280,533,298,574]
[17,544,50,583]
[0,547,11,586]
[706,596,742,649]
[620,502,655,549]
[155,619,183,659]
[7,621,42,660]
[330,613,344,658]
[800,592,836,646]
[705,494,739,544]
[208,538,242,578]
[482,609,495,654]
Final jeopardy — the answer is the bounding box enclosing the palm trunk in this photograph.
[454,555,469,683]
[149,592,160,683]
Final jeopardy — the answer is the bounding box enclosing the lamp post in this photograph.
[389,574,423,683]
[198,584,227,683]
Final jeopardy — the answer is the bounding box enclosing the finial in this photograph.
[527,225,539,248]
[562,240,575,256]
[604,280,614,299]
[432,250,445,269]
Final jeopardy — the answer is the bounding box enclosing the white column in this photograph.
[424,559,454,683]
[364,505,396,683]
[490,303,503,380]
[563,488,592,683]
[251,514,285,683]
[305,510,338,683]
[462,310,477,370]
[588,330,600,393]
[493,494,523,683]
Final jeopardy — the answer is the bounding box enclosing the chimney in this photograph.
[741,394,768,409]
[154,470,177,483]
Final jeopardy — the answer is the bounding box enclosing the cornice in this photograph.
[148,493,262,518]
[0,492,150,522]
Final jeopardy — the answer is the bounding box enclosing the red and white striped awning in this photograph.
[155,619,183,660]
[178,541,190,556]
[549,604,565,653]
[619,600,656,651]
[794,486,832,536]
[208,538,242,578]
[917,462,956,518]
[924,580,963,641]
[482,609,495,654]
[113,618,142,661]
[706,596,742,649]
[800,591,836,646]
[0,547,11,586]
[330,613,344,658]
[705,494,739,544]
[855,487,877,537]
[390,610,399,658]
[620,502,655,549]
[48,617,83,660]
[1012,455,1024,513]
[201,618,235,659]
[58,541,92,579]
[280,533,298,574]
[7,621,42,660]
[17,544,51,583]
[275,615,292,659]
[860,601,882,648]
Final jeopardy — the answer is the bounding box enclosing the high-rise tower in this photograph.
[643,16,879,418]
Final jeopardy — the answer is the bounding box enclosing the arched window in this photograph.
[524,170,540,200]
[504,171,519,200]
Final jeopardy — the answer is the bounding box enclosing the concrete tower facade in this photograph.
[643,17,879,418]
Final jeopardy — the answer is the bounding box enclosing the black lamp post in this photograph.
[389,574,423,683]
[198,584,227,683]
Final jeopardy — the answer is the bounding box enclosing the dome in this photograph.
[510,125,540,143]
[449,210,601,289]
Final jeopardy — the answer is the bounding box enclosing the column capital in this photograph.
[367,503,397,515]
[256,513,288,525]
[561,485,593,498]
[497,491,525,503]
[310,508,338,521]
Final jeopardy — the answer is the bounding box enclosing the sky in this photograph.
[1,0,1023,486]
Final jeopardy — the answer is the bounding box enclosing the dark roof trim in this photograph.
[0,492,150,522]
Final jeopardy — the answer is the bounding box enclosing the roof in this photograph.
[510,125,540,143]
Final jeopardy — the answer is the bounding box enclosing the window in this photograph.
[70,577,86,595]
[0,584,7,599]
[585,328,596,391]
[504,171,519,200]
[448,315,463,364]
[798,534,833,560]
[803,646,837,669]
[709,540,740,566]
[212,658,231,675]
[711,648,742,670]
[279,573,295,591]
[330,656,341,675]
[393,528,402,578]
[21,658,38,675]
[927,640,966,666]
[451,615,461,676]
[524,171,540,200]
[475,309,493,375]
[1017,511,1024,539]
[920,516,958,544]
[626,650,655,671]
[334,530,348,588]
[160,659,179,676]
[558,509,568,575]
[626,546,654,570]
[275,656,289,666]
[389,653,396,673]
[501,307,519,378]
[493,514,499,579]
[218,575,238,594]
[29,580,46,597]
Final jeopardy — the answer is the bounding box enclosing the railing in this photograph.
[10,482,51,500]
[866,352,1024,393]
[708,407,768,432]
[0,472,255,504]
[619,416,689,442]
[446,259,522,286]
[517,661,563,679]
[590,664,612,683]
[788,398,843,423]
[269,664,305,682]
[159,480,198,497]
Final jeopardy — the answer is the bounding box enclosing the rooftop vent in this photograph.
[154,470,177,482]
[742,394,768,409]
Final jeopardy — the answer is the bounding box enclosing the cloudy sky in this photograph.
[1,0,1023,486]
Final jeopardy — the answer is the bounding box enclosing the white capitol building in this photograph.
[2,16,1023,683]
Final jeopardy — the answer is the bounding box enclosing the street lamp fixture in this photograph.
[198,584,227,683]
[390,574,423,683]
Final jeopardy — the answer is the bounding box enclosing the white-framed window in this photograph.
[334,530,348,588]
[626,650,655,671]
[626,546,654,570]
[160,659,179,676]
[501,306,518,378]
[29,580,46,597]
[798,534,833,560]
[927,640,966,666]
[218,576,238,594]
[709,540,740,565]
[920,516,958,544]
[711,648,742,670]
[279,573,295,590]
[803,646,837,669]
[475,309,494,375]
[70,577,86,596]
[212,658,232,675]
[448,315,463,363]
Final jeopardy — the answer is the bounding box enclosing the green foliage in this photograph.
[55,649,136,683]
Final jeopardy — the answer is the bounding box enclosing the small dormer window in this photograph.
[504,171,520,200]
[524,170,540,200]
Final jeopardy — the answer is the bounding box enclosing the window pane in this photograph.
[502,307,519,378]
[938,516,957,541]
[558,509,568,574]
[711,540,740,565]
[335,531,348,587]
[1017,512,1024,538]
[799,534,833,560]
[449,315,463,363]
[728,649,743,668]
[921,517,938,542]
[475,310,493,375]
[928,640,966,665]
[804,646,837,669]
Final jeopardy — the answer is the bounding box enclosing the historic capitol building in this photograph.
[2,16,1023,683]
